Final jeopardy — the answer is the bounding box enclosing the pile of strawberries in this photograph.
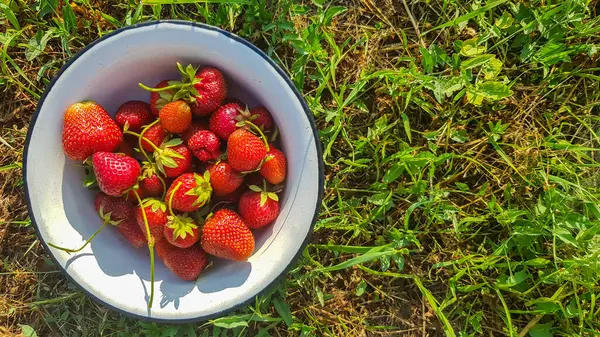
[54,63,287,308]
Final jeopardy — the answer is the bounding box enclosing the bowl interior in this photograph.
[25,21,321,321]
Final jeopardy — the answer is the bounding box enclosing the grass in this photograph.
[1,0,600,336]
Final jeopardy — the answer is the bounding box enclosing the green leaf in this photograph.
[355,280,367,296]
[162,138,183,148]
[38,0,58,18]
[272,297,293,327]
[529,323,553,337]
[19,324,38,337]
[323,6,346,25]
[383,162,403,184]
[495,11,514,29]
[466,82,512,106]
[267,193,278,201]
[249,185,262,192]
[100,12,121,28]
[428,0,508,32]
[211,315,249,329]
[391,253,405,270]
[0,4,20,29]
[460,54,494,70]
[455,182,469,191]
[25,29,56,62]
[483,57,503,79]
[496,270,529,289]
[460,38,487,56]
[313,248,398,273]
[553,227,578,247]
[260,193,268,207]
[62,2,77,33]
[401,113,411,143]
[160,156,178,168]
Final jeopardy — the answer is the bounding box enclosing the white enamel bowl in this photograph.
[24,21,323,322]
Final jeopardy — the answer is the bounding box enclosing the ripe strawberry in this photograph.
[191,67,227,117]
[155,240,208,281]
[62,101,122,161]
[140,173,164,198]
[153,141,193,178]
[118,217,147,248]
[94,193,134,221]
[249,106,273,130]
[140,123,167,153]
[208,162,244,196]
[227,129,267,172]
[260,147,287,185]
[238,186,280,229]
[201,209,254,261]
[160,100,192,133]
[188,130,221,162]
[92,152,141,196]
[208,102,244,140]
[149,80,175,116]
[136,198,168,243]
[164,214,199,248]
[165,172,212,212]
[116,135,136,157]
[181,121,209,143]
[115,101,153,132]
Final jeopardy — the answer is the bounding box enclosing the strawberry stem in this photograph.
[138,119,160,160]
[168,182,182,217]
[48,220,109,254]
[157,174,167,200]
[133,190,155,309]
[138,82,195,93]
[244,120,270,152]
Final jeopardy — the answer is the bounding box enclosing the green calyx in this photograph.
[248,184,279,207]
[167,214,198,241]
[153,138,185,175]
[142,198,167,213]
[98,206,122,226]
[185,171,213,208]
[138,63,201,105]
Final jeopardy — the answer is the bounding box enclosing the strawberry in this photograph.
[92,152,141,196]
[227,129,267,172]
[153,139,193,178]
[94,193,134,221]
[181,121,209,144]
[62,101,122,161]
[155,240,208,281]
[191,67,227,117]
[136,198,168,243]
[201,209,254,261]
[149,80,175,116]
[208,161,244,196]
[115,101,154,132]
[249,106,273,130]
[238,185,280,229]
[118,217,147,248]
[160,100,192,133]
[164,214,199,248]
[165,172,212,212]
[208,102,244,140]
[259,147,287,185]
[140,173,164,198]
[116,136,136,157]
[188,130,221,162]
[140,123,168,153]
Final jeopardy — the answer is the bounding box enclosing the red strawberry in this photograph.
[116,136,136,157]
[140,173,164,198]
[62,101,122,161]
[136,198,168,243]
[249,107,273,130]
[165,172,212,212]
[164,214,199,248]
[94,193,134,221]
[227,129,267,172]
[118,217,147,248]
[208,162,244,196]
[201,209,254,261]
[92,152,141,196]
[115,101,154,132]
[140,123,167,153]
[149,80,174,116]
[160,100,192,133]
[153,141,193,178]
[181,121,209,143]
[238,186,280,229]
[188,130,221,162]
[155,240,208,281]
[259,147,287,185]
[191,67,227,117]
[208,102,244,140]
